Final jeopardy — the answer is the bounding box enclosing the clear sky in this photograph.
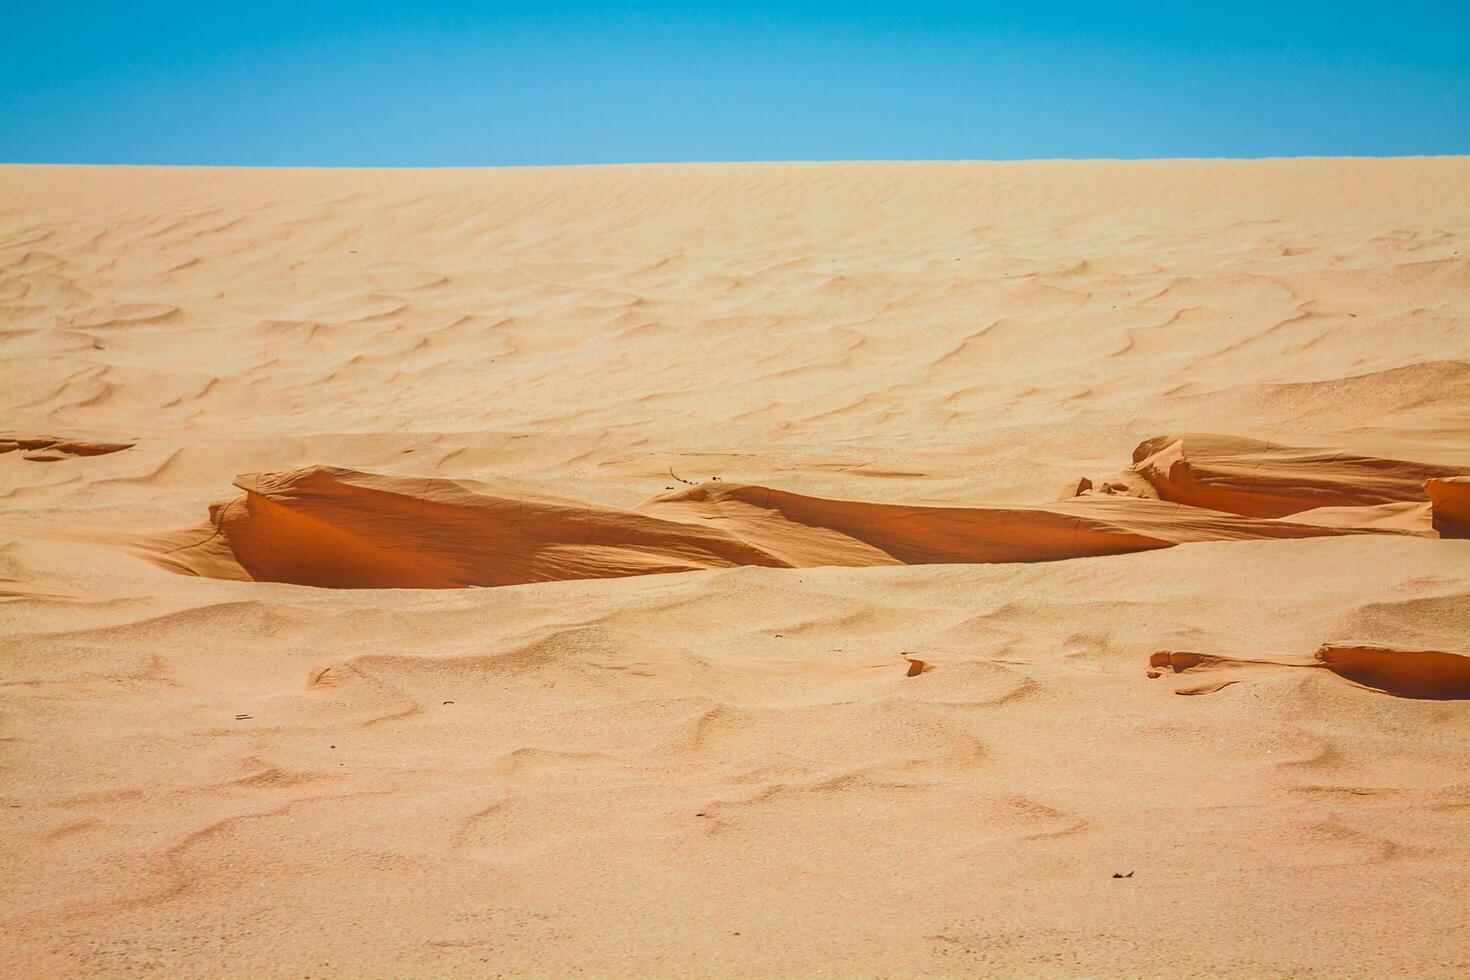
[4,2,1467,165]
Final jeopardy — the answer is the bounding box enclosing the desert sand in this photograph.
[3,158,1469,977]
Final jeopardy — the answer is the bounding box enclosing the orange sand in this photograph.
[3,159,1469,976]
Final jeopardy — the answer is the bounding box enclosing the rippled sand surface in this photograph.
[4,159,1469,976]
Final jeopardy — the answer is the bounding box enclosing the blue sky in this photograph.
[4,2,1467,165]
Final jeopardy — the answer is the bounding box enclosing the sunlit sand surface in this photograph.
[3,159,1469,976]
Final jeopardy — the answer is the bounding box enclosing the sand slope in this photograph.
[3,159,1470,977]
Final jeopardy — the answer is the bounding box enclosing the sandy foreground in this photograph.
[3,159,1469,977]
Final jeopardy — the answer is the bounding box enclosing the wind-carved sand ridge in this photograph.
[3,160,1470,976]
[1,434,134,461]
[149,430,1459,589]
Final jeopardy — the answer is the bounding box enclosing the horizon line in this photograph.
[5,153,1468,171]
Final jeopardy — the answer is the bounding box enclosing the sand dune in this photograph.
[3,159,1470,976]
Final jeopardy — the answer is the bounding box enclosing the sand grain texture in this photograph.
[3,159,1470,977]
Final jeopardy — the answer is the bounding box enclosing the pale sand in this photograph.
[3,159,1469,976]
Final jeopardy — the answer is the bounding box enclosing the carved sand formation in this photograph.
[153,431,1465,588]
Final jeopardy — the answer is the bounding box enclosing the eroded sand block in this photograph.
[1426,476,1470,538]
[1130,433,1466,518]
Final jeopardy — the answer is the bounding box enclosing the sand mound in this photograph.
[1129,433,1465,518]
